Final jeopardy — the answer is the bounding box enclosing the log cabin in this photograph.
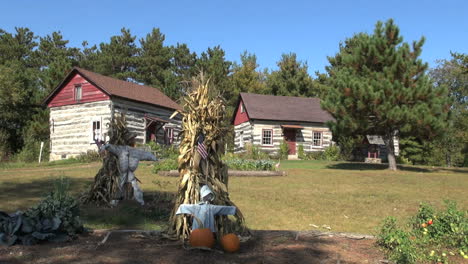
[43,67,182,161]
[232,93,335,158]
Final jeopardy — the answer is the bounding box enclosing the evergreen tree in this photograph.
[0,28,40,157]
[171,43,197,97]
[429,52,468,166]
[0,63,39,156]
[136,28,172,87]
[77,41,99,71]
[196,46,232,99]
[231,51,268,105]
[94,28,138,80]
[267,53,317,97]
[0,27,37,66]
[320,19,449,170]
[35,31,80,92]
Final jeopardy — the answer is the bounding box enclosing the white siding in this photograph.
[49,99,182,161]
[247,120,333,155]
[49,101,112,161]
[112,98,182,145]
[233,122,253,153]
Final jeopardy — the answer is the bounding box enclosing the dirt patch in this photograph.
[0,230,387,264]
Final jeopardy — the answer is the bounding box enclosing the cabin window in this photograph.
[92,121,101,141]
[240,103,244,113]
[74,85,82,102]
[312,132,322,147]
[164,127,174,145]
[262,129,273,146]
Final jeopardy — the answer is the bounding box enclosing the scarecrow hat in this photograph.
[200,185,215,203]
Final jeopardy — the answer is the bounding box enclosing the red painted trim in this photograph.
[47,73,109,107]
[233,99,250,125]
[261,128,274,147]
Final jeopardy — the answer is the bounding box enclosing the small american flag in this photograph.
[197,133,208,159]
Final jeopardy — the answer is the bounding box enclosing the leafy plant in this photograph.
[298,144,305,160]
[147,141,178,160]
[152,158,178,173]
[223,158,275,171]
[377,201,468,263]
[279,140,289,159]
[323,145,340,161]
[0,176,84,246]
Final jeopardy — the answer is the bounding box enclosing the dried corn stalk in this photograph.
[81,113,133,205]
[167,73,249,240]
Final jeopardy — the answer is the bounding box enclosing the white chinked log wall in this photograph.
[112,98,181,146]
[49,98,182,161]
[234,120,333,155]
[49,101,112,161]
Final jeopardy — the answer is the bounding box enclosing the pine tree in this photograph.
[267,53,317,97]
[136,29,172,88]
[321,19,450,170]
[429,52,468,167]
[195,46,232,99]
[95,28,138,80]
[231,51,268,105]
[35,31,80,92]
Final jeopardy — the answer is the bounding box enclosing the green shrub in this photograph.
[298,144,305,160]
[147,142,178,159]
[75,150,101,163]
[152,159,178,173]
[323,145,340,161]
[279,140,289,159]
[377,201,468,263]
[377,217,418,264]
[240,143,270,160]
[14,140,50,163]
[306,151,324,160]
[223,158,275,171]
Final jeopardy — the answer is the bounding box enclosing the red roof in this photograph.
[238,93,334,123]
[44,67,182,111]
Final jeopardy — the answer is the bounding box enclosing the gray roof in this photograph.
[239,93,334,123]
[366,135,385,145]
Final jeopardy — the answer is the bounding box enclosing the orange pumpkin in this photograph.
[221,233,240,253]
[189,228,215,248]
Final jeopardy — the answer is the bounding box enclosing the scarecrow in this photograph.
[98,132,157,205]
[176,185,236,232]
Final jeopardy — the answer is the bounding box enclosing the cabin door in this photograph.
[283,129,296,155]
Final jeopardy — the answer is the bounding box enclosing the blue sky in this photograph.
[2,0,467,74]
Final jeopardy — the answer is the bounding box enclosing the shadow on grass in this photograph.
[0,177,93,210]
[0,175,176,230]
[81,191,175,230]
[326,162,435,173]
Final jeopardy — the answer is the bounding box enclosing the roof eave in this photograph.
[42,67,112,106]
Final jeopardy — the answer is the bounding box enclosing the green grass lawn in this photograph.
[0,160,467,234]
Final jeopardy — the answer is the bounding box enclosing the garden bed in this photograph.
[157,170,287,177]
[0,229,385,264]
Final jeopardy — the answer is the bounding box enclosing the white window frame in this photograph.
[240,103,244,113]
[74,85,82,102]
[312,131,323,148]
[90,118,102,143]
[165,127,174,145]
[261,129,273,146]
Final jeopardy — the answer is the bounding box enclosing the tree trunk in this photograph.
[383,134,397,171]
